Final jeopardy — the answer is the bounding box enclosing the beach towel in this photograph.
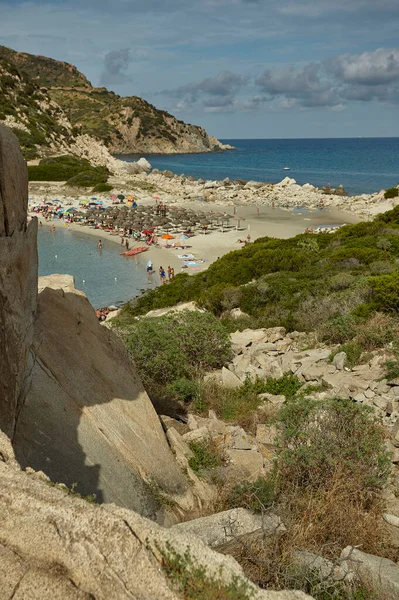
[184,261,200,267]
[178,254,195,260]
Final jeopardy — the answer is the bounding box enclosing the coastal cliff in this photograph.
[0,45,232,158]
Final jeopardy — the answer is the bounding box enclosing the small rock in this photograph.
[332,351,347,370]
[221,367,242,389]
[256,424,278,447]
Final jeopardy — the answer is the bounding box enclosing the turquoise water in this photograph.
[118,137,399,196]
[38,225,156,307]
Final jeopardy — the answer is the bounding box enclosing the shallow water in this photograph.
[118,137,399,195]
[38,225,157,307]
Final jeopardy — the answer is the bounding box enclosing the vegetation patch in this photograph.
[113,311,231,389]
[159,543,255,600]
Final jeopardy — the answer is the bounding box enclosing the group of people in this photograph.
[95,307,109,321]
[159,265,175,284]
[146,260,174,283]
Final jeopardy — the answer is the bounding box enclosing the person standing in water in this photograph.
[98,239,102,250]
[147,259,153,281]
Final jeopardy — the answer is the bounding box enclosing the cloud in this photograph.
[99,48,131,86]
[164,71,249,110]
[255,48,399,108]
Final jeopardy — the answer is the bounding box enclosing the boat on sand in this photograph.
[120,246,148,257]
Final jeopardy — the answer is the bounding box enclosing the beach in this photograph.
[31,191,360,286]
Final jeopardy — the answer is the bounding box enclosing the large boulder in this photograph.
[13,276,196,521]
[0,124,37,437]
[0,436,312,600]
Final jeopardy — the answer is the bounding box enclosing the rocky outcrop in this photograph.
[0,434,312,600]
[1,45,230,158]
[0,127,204,522]
[13,275,199,521]
[0,124,37,437]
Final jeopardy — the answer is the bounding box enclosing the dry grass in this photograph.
[353,312,399,351]
[221,470,389,597]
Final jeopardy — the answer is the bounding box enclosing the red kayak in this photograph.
[120,246,149,257]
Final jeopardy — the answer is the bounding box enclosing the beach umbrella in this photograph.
[180,234,188,240]
[80,199,89,205]
[143,229,154,235]
[161,233,174,240]
[117,194,125,200]
[233,216,246,230]
[126,195,134,200]
[90,197,97,201]
[153,195,160,200]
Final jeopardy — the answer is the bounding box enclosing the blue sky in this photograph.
[1,0,399,138]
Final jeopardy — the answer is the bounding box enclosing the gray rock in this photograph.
[225,449,265,482]
[341,546,399,598]
[256,424,278,447]
[0,448,308,600]
[0,125,37,437]
[383,514,399,528]
[172,508,277,548]
[221,367,243,389]
[229,427,255,450]
[293,550,350,582]
[13,279,194,521]
[332,351,347,370]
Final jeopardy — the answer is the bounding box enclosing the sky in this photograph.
[1,0,399,139]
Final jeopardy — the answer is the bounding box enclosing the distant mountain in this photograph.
[0,45,231,159]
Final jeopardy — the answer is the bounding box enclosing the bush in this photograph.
[384,187,399,200]
[166,378,199,402]
[224,476,277,513]
[188,440,223,474]
[330,341,364,368]
[92,182,113,193]
[278,396,390,494]
[370,270,399,311]
[261,374,302,400]
[114,311,231,387]
[66,168,108,187]
[319,314,358,344]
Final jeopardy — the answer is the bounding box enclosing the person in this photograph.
[133,200,137,209]
[125,239,130,251]
[121,236,125,245]
[256,206,260,217]
[247,233,251,243]
[167,266,172,281]
[147,259,153,280]
[98,239,102,250]
[171,267,175,280]
[159,266,166,284]
[51,224,56,233]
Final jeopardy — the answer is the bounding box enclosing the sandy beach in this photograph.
[31,193,360,282]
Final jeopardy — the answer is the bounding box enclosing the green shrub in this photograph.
[159,543,254,600]
[188,440,223,473]
[329,272,355,291]
[329,341,364,368]
[225,476,277,513]
[384,187,399,200]
[65,168,108,187]
[166,378,199,402]
[92,182,113,193]
[369,270,399,311]
[262,374,302,400]
[114,311,231,387]
[278,397,391,493]
[319,314,358,344]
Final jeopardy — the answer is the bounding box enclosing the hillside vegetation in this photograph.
[0,44,225,156]
[0,56,74,159]
[123,206,399,339]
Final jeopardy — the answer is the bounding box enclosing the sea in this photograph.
[118,137,399,196]
[38,138,399,306]
[38,225,155,308]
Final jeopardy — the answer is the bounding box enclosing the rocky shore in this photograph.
[113,169,397,220]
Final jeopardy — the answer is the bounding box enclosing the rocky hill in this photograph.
[0,45,231,157]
